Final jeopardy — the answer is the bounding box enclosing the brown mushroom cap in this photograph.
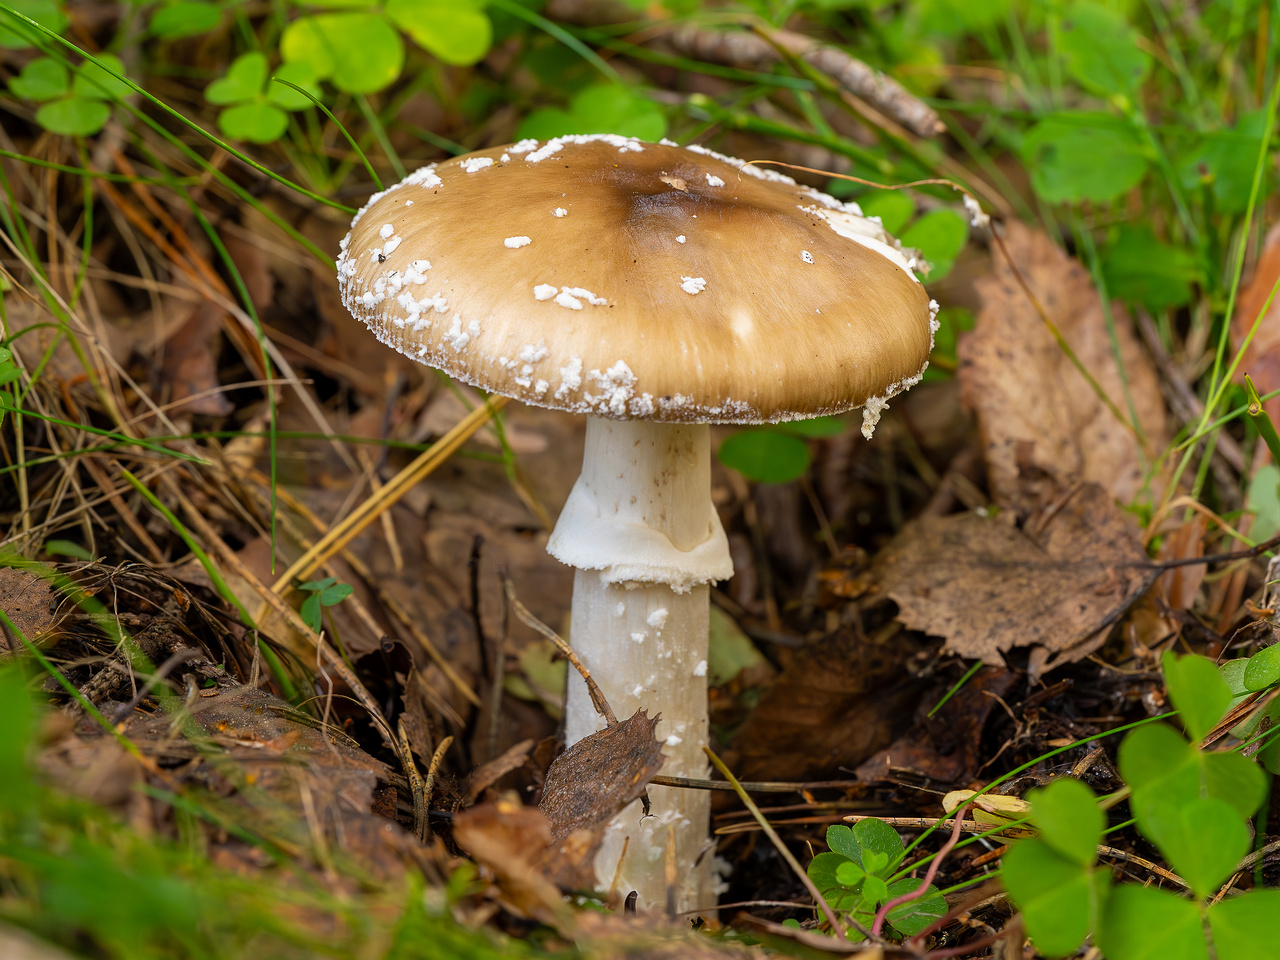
[338,135,935,424]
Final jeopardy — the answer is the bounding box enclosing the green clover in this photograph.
[8,53,129,136]
[297,576,354,634]
[280,0,491,95]
[0,0,69,50]
[149,1,223,41]
[205,52,319,143]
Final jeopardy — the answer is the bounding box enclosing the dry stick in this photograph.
[651,774,864,793]
[872,802,970,938]
[266,395,508,604]
[397,718,428,842]
[79,456,166,562]
[248,475,481,709]
[703,746,845,938]
[503,577,616,726]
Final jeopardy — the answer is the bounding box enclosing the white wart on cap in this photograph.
[338,134,935,426]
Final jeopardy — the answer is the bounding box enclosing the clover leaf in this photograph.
[0,0,69,50]
[150,1,222,41]
[10,54,128,136]
[298,576,354,634]
[206,53,320,143]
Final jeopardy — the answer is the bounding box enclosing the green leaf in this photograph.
[825,824,862,864]
[266,60,321,111]
[299,576,338,593]
[1022,112,1148,203]
[318,582,353,606]
[1208,890,1280,960]
[72,53,131,102]
[1178,110,1270,215]
[281,13,404,94]
[1057,2,1152,97]
[206,52,268,105]
[299,593,322,633]
[517,83,667,142]
[853,817,904,872]
[707,605,767,686]
[0,0,69,50]
[1028,778,1102,867]
[35,98,110,136]
[1163,651,1232,742]
[861,875,889,905]
[150,1,221,40]
[857,190,915,235]
[386,0,492,66]
[717,431,810,484]
[217,102,289,143]
[1098,884,1209,960]
[883,877,947,937]
[1120,723,1267,825]
[1002,838,1105,958]
[807,851,860,911]
[1243,643,1280,692]
[900,209,968,281]
[0,665,36,809]
[1102,225,1201,311]
[776,416,845,438]
[1245,465,1280,546]
[9,57,68,101]
[45,539,92,560]
[1141,796,1249,899]
[834,860,866,887]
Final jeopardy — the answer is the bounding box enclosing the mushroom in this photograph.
[338,134,937,913]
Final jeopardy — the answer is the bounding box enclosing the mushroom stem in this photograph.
[549,417,732,912]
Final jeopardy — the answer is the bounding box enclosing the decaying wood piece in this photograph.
[544,0,943,138]
[668,26,945,139]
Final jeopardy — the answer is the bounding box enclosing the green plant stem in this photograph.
[927,660,984,717]
[487,0,622,84]
[273,78,383,191]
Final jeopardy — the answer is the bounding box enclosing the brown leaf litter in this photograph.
[1233,221,1280,429]
[959,222,1169,516]
[866,482,1158,675]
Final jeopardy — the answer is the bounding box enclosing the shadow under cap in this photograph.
[339,135,934,425]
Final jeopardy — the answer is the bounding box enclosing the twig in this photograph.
[503,577,616,726]
[872,802,969,937]
[704,746,846,938]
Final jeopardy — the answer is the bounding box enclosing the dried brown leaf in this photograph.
[540,709,665,843]
[725,626,927,782]
[958,223,1168,515]
[871,483,1156,671]
[0,567,56,652]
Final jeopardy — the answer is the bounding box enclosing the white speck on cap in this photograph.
[534,379,549,395]
[382,236,402,255]
[504,236,532,248]
[405,200,413,206]
[533,284,557,301]
[563,286,607,305]
[556,356,583,399]
[680,276,707,295]
[461,157,494,173]
[676,235,686,243]
[519,340,549,363]
[500,153,510,162]
[554,291,583,310]
[379,224,394,239]
[647,608,668,630]
[801,250,814,264]
[509,138,539,154]
[553,207,567,217]
[665,735,683,746]
[631,632,646,643]
[632,684,644,696]
[705,173,725,187]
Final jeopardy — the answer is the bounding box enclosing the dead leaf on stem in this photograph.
[958,223,1169,516]
[869,483,1156,673]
